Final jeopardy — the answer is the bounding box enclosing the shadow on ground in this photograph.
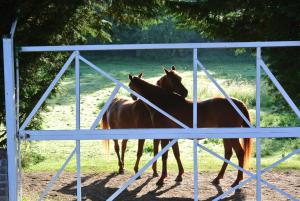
[57,173,247,201]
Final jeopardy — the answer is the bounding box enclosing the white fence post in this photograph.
[193,48,199,201]
[3,38,18,201]
[256,47,262,201]
[75,51,81,201]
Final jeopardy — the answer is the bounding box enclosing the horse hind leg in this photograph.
[156,139,169,186]
[212,139,233,185]
[172,141,184,182]
[152,139,159,177]
[231,139,245,187]
[121,139,128,172]
[134,139,145,177]
[114,140,124,174]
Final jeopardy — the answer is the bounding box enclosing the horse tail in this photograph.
[240,102,253,169]
[100,111,110,155]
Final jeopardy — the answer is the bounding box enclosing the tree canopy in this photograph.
[0,0,160,147]
[166,1,300,106]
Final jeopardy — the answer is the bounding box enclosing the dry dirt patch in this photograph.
[23,171,300,201]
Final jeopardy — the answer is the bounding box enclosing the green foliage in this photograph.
[260,138,300,157]
[166,1,300,107]
[21,142,45,168]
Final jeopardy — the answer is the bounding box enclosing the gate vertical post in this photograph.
[256,47,262,201]
[193,48,198,201]
[3,38,18,201]
[75,51,81,201]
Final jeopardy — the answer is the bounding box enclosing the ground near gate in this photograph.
[23,170,300,201]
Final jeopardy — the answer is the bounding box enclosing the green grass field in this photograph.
[22,49,300,174]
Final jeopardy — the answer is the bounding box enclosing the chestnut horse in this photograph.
[128,74,253,187]
[101,68,187,181]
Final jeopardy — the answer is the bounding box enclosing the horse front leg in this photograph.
[212,139,233,185]
[156,139,169,186]
[134,139,145,175]
[114,140,124,174]
[152,139,160,177]
[172,141,184,182]
[121,139,128,172]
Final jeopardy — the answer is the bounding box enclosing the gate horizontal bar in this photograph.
[19,41,300,52]
[20,127,300,140]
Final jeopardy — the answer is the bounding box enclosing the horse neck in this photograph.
[135,78,184,108]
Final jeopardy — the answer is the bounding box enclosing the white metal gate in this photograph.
[3,22,300,201]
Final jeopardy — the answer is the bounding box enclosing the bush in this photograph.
[21,143,45,168]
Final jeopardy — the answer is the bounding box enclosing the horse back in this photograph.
[106,98,152,128]
[198,97,250,127]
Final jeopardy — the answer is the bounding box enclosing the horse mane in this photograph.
[132,77,186,106]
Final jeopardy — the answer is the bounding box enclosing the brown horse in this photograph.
[101,69,187,181]
[128,73,253,187]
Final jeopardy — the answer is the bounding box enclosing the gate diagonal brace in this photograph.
[197,143,299,201]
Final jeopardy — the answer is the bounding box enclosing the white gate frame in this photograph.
[3,23,300,201]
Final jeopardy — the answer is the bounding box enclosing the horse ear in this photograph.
[138,72,143,78]
[164,68,170,74]
[171,65,176,71]
[128,74,133,80]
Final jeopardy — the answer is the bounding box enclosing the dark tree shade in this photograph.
[0,1,160,148]
[166,1,300,106]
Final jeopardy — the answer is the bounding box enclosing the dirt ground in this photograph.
[23,170,300,201]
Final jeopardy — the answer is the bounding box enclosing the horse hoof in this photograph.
[156,179,164,186]
[212,178,220,185]
[136,175,142,180]
[175,175,182,182]
[153,172,159,177]
[118,169,125,175]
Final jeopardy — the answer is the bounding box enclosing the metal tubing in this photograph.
[260,59,300,118]
[10,42,300,201]
[193,49,199,201]
[256,47,262,201]
[10,19,18,38]
[107,139,178,201]
[197,60,253,127]
[193,139,199,201]
[19,41,300,52]
[21,127,300,140]
[15,50,22,200]
[193,49,198,129]
[19,52,76,130]
[75,51,81,201]
[3,38,18,201]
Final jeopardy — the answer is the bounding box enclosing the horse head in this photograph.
[128,73,143,100]
[156,65,188,98]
